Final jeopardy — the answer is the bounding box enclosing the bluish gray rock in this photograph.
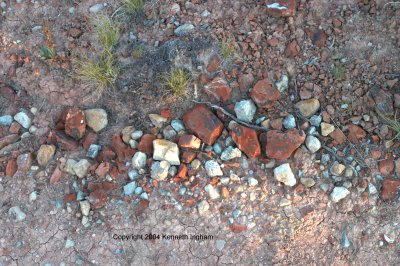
[174,23,194,36]
[283,115,296,129]
[0,115,13,126]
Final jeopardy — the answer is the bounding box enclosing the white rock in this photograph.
[89,3,104,13]
[72,159,91,178]
[14,111,32,129]
[131,130,143,140]
[248,177,259,187]
[151,161,170,180]
[205,160,223,177]
[9,206,26,221]
[330,187,350,202]
[204,184,220,199]
[197,200,210,215]
[276,75,288,92]
[274,163,296,186]
[153,139,180,165]
[321,122,335,136]
[79,200,90,216]
[305,135,321,153]
[234,99,256,122]
[148,114,167,128]
[84,109,108,132]
[220,146,242,161]
[132,152,147,169]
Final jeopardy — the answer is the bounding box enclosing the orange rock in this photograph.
[329,128,346,145]
[138,134,157,155]
[379,158,394,176]
[95,162,110,178]
[181,151,196,163]
[250,79,281,109]
[64,108,86,140]
[230,124,261,158]
[347,124,366,143]
[5,159,17,177]
[229,224,247,233]
[204,77,232,103]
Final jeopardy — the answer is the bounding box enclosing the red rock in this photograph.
[101,181,117,191]
[138,134,157,154]
[49,131,79,151]
[5,159,17,177]
[97,147,116,162]
[250,79,281,109]
[183,104,224,145]
[206,55,221,73]
[230,124,261,158]
[88,189,108,209]
[63,193,77,205]
[81,132,98,149]
[178,134,201,149]
[381,178,400,201]
[160,109,172,119]
[135,199,149,216]
[204,77,232,103]
[95,162,110,178]
[330,128,346,145]
[285,40,299,58]
[229,224,247,233]
[111,134,128,161]
[49,167,63,184]
[0,134,19,150]
[262,129,306,160]
[8,123,21,134]
[16,153,32,172]
[347,124,366,143]
[0,86,16,101]
[64,108,86,140]
[266,0,296,17]
[176,164,188,179]
[379,158,394,176]
[181,151,196,163]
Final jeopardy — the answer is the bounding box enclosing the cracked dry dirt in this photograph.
[1,0,400,265]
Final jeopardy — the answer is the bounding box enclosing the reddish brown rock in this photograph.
[229,224,247,233]
[183,104,224,145]
[270,118,283,130]
[0,134,19,150]
[204,77,232,103]
[63,193,77,205]
[0,86,16,101]
[95,162,110,178]
[230,123,261,158]
[181,151,196,163]
[307,29,328,48]
[49,167,63,184]
[81,132,98,149]
[250,79,281,109]
[8,123,21,134]
[178,134,201,150]
[381,178,400,201]
[347,124,366,143]
[16,153,32,172]
[97,147,116,162]
[206,55,221,73]
[138,134,157,154]
[285,40,299,58]
[64,108,86,140]
[88,189,108,209]
[160,109,172,119]
[135,199,149,216]
[262,129,306,160]
[49,131,79,151]
[176,164,188,179]
[379,158,394,176]
[266,0,296,17]
[111,134,128,161]
[330,128,346,145]
[6,159,17,177]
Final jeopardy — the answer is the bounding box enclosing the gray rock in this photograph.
[130,130,143,140]
[248,177,259,187]
[162,125,177,140]
[72,159,91,178]
[79,200,90,216]
[14,111,32,129]
[132,152,147,169]
[168,165,177,177]
[171,119,185,132]
[9,206,26,221]
[0,115,13,126]
[283,115,296,129]
[276,75,289,92]
[89,3,104,13]
[310,115,322,127]
[205,160,223,177]
[321,154,330,165]
[368,183,377,195]
[124,181,137,196]
[201,10,210,17]
[174,23,194,36]
[216,239,226,251]
[220,146,242,161]
[197,200,210,215]
[87,144,101,159]
[84,109,108,132]
[234,99,256,122]
[204,184,220,199]
[151,161,170,180]
[153,139,180,165]
[64,159,77,175]
[213,143,222,154]
[305,135,321,153]
[330,186,350,202]
[274,163,296,186]
[128,169,139,180]
[300,177,316,187]
[135,187,143,195]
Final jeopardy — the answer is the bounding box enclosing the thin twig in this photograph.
[191,100,269,131]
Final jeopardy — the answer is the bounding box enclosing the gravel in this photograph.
[220,146,242,161]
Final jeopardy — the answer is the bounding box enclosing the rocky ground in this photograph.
[1,0,400,265]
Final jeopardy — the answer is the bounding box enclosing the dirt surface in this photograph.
[1,0,400,265]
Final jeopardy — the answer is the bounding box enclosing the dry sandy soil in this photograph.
[1,0,400,265]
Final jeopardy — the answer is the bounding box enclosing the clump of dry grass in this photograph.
[377,110,400,139]
[220,39,235,59]
[165,68,189,96]
[122,0,144,15]
[91,14,120,54]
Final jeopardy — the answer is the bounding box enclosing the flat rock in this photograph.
[250,79,281,109]
[17,153,32,172]
[295,99,320,117]
[274,163,296,186]
[183,104,224,145]
[84,109,108,132]
[0,115,13,126]
[178,134,201,149]
[124,181,137,196]
[174,23,194,36]
[205,160,223,177]
[230,123,261,158]
[234,99,256,122]
[330,187,350,202]
[0,134,19,150]
[347,124,366,143]
[153,139,180,165]
[37,144,56,166]
[262,129,305,160]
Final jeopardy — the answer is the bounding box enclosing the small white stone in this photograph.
[305,135,321,153]
[79,200,90,216]
[330,187,350,202]
[204,184,220,199]
[197,200,209,215]
[274,163,296,186]
[234,99,256,122]
[14,111,32,129]
[132,152,147,169]
[205,160,223,177]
